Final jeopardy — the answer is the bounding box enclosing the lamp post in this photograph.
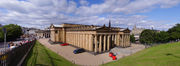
[2,28,7,52]
[2,27,7,66]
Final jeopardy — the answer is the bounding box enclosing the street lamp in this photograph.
[2,27,7,52]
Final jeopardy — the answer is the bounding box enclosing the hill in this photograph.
[102,42,180,66]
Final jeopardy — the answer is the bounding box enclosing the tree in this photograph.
[139,29,156,44]
[168,24,180,40]
[0,24,22,41]
[0,28,3,42]
[155,31,170,43]
[130,34,136,43]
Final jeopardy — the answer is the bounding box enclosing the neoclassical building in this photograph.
[50,23,130,53]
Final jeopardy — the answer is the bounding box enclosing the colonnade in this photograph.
[66,32,130,53]
[43,33,50,38]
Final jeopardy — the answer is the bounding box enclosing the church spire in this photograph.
[109,20,111,28]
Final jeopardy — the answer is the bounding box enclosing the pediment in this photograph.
[123,28,131,33]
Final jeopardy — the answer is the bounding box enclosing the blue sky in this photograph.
[0,0,180,30]
[138,5,180,23]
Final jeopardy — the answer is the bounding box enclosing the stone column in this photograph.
[103,35,107,51]
[89,34,93,51]
[126,34,128,47]
[73,33,74,45]
[69,33,71,44]
[125,34,127,47]
[116,34,119,46]
[83,34,86,49]
[69,33,72,44]
[107,35,110,51]
[125,34,128,47]
[67,33,69,43]
[78,33,80,47]
[79,34,81,48]
[82,34,84,48]
[126,34,127,46]
[99,35,102,53]
[86,34,89,50]
[94,35,98,53]
[122,34,124,47]
[72,33,74,45]
[119,34,121,47]
[114,34,117,46]
[128,34,130,46]
[112,35,114,47]
[75,33,77,46]
[80,34,83,48]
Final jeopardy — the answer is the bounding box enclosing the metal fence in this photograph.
[0,39,36,66]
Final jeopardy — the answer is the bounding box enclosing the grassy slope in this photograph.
[23,41,77,66]
[102,42,180,66]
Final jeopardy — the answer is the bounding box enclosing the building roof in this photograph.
[35,30,50,33]
[51,23,129,32]
[53,25,63,27]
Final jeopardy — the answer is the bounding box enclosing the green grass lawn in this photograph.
[23,41,77,66]
[102,42,180,66]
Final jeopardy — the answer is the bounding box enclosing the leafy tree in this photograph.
[130,34,136,43]
[139,29,156,44]
[0,28,3,42]
[155,31,170,43]
[0,24,22,41]
[168,24,180,40]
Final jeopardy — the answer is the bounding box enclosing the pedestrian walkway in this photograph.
[38,39,145,66]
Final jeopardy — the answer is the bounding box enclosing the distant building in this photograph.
[22,27,40,35]
[35,30,50,38]
[50,22,131,53]
[131,25,145,40]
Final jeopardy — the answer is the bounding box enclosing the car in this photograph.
[60,43,69,46]
[109,52,114,57]
[73,48,85,54]
[112,55,117,60]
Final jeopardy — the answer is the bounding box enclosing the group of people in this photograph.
[8,39,33,50]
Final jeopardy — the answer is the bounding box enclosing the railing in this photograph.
[0,39,36,66]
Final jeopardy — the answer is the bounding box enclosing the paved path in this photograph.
[38,39,145,66]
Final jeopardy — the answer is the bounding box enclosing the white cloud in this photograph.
[0,0,179,30]
[76,0,180,15]
[79,0,89,6]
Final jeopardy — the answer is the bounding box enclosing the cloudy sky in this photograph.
[0,0,180,30]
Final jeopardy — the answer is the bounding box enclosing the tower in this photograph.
[109,20,111,28]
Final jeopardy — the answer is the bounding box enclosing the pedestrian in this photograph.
[10,43,16,50]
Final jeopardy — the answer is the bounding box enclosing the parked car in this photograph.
[112,55,117,60]
[73,48,85,54]
[109,52,114,57]
[60,43,69,46]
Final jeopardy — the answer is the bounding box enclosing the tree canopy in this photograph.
[139,24,180,44]
[168,24,180,40]
[130,34,136,43]
[0,24,22,42]
[139,29,156,44]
